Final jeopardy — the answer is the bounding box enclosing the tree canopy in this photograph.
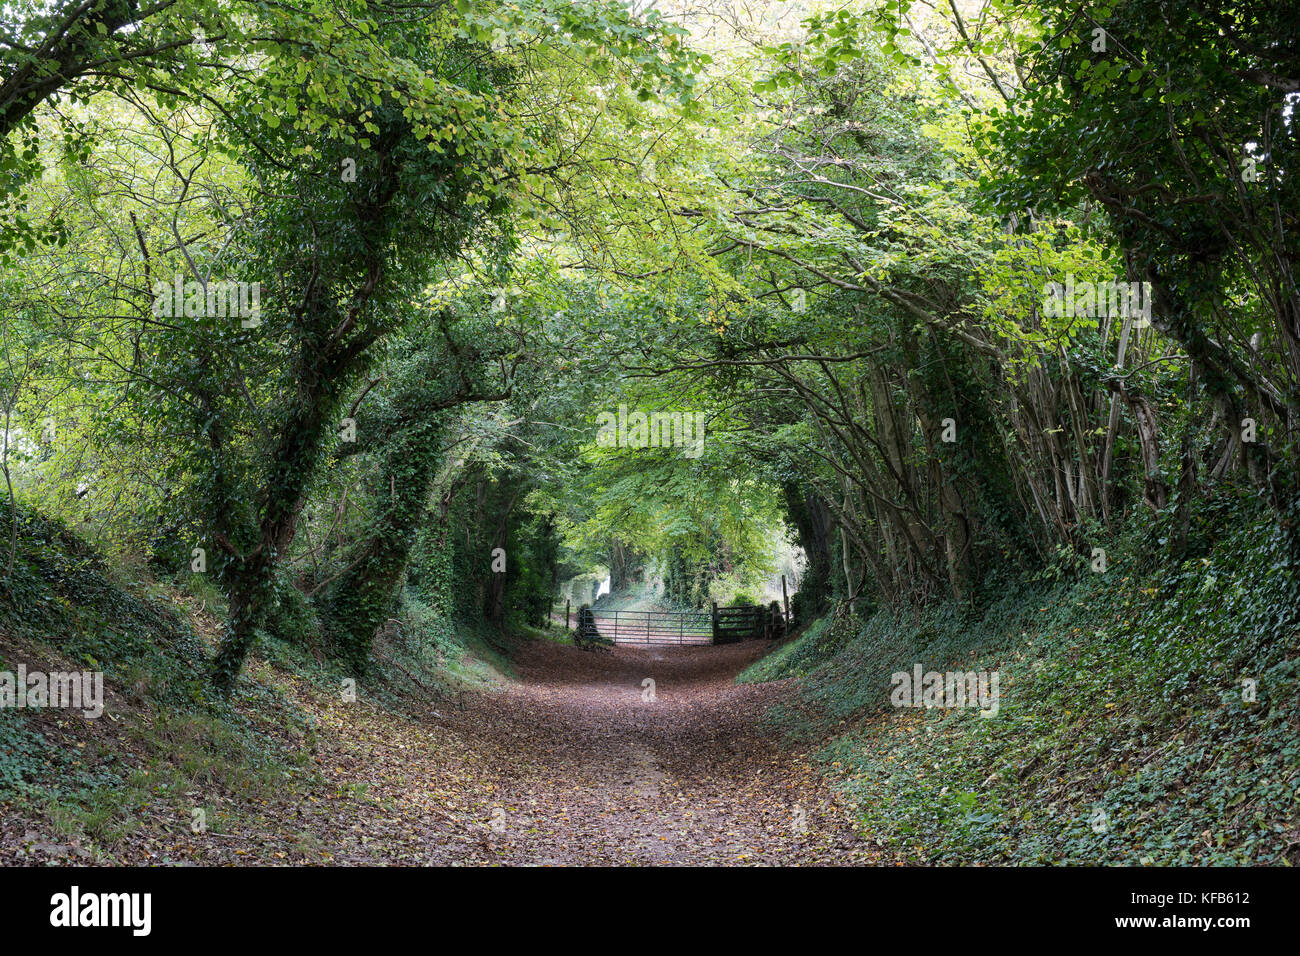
[4,0,1297,692]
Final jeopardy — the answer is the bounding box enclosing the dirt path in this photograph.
[2,634,874,866]
[446,639,873,865]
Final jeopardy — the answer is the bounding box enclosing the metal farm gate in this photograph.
[588,608,714,645]
[575,603,787,646]
[565,582,793,648]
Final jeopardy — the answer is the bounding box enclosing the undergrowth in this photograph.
[0,502,507,857]
[744,497,1300,864]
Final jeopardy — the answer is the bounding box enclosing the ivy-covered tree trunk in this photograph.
[483,494,519,627]
[205,81,505,694]
[207,323,371,696]
[782,481,833,618]
[316,423,442,673]
[315,333,510,672]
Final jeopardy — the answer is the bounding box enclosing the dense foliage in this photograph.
[4,0,1297,719]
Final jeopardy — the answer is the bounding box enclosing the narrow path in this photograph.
[3,634,874,866]
[450,639,873,865]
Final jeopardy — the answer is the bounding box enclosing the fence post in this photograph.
[565,599,570,632]
[711,602,719,643]
[782,575,790,630]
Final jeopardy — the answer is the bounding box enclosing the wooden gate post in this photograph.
[782,575,790,630]
[565,599,570,631]
[711,602,719,643]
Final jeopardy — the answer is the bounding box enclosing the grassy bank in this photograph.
[743,500,1300,864]
[0,503,507,861]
